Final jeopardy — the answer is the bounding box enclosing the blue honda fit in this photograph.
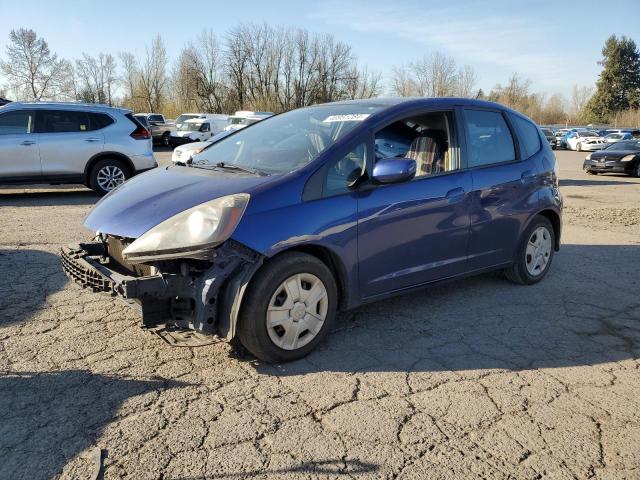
[62,98,562,362]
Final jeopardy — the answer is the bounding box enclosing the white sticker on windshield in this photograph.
[322,114,370,123]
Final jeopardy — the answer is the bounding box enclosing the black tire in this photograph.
[89,158,130,196]
[162,132,171,147]
[576,142,582,152]
[237,252,338,363]
[634,162,640,178]
[585,169,598,175]
[504,215,555,286]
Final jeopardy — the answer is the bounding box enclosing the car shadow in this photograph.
[0,370,186,480]
[0,189,99,207]
[0,249,69,328]
[251,244,640,376]
[560,178,637,187]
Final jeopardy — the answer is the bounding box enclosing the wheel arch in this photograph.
[84,152,136,182]
[536,209,561,251]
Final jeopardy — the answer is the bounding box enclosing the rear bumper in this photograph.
[60,240,262,338]
[130,152,157,172]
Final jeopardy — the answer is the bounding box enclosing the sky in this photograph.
[1,0,639,98]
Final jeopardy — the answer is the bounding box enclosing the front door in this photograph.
[357,110,472,298]
[0,109,41,178]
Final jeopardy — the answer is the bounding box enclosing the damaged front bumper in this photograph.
[60,239,263,340]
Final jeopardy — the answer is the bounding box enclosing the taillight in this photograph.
[126,113,151,140]
[130,126,150,140]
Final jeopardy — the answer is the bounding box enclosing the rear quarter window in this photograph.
[510,114,541,158]
[89,113,114,130]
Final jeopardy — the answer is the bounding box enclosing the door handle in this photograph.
[85,138,100,142]
[521,170,535,184]
[445,187,465,203]
[20,140,35,146]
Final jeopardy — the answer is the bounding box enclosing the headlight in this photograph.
[123,194,250,262]
[586,153,592,160]
[622,154,636,162]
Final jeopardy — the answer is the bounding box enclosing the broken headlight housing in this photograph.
[122,194,249,263]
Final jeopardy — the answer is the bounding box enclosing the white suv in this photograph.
[0,102,156,195]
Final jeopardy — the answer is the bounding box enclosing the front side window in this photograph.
[148,115,164,123]
[195,104,383,175]
[374,111,457,178]
[464,110,516,167]
[510,114,541,158]
[0,110,33,135]
[39,110,90,133]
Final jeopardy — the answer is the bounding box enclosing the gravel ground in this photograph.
[1,150,639,480]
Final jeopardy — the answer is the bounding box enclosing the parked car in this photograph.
[583,140,640,177]
[0,102,156,195]
[224,111,273,132]
[171,130,233,164]
[565,131,606,151]
[169,115,229,147]
[604,132,633,143]
[540,128,557,149]
[555,129,571,149]
[136,113,176,146]
[61,98,562,363]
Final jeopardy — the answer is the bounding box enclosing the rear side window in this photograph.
[89,112,114,130]
[510,114,541,158]
[39,110,90,133]
[464,110,516,167]
[0,110,34,135]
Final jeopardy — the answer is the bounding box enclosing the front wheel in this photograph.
[89,158,130,195]
[634,162,640,178]
[237,252,338,363]
[505,215,555,285]
[576,142,582,152]
[162,132,171,147]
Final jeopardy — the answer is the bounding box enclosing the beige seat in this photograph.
[405,132,445,176]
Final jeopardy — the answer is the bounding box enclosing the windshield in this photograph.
[178,122,203,132]
[228,117,244,125]
[176,114,199,125]
[604,141,640,151]
[194,104,382,174]
[541,128,553,135]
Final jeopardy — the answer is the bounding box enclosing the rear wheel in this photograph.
[237,252,338,363]
[162,132,171,147]
[505,215,555,285]
[89,158,130,195]
[635,162,640,178]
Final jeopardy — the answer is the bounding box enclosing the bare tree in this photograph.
[0,28,71,100]
[391,52,471,97]
[454,64,478,98]
[570,84,594,118]
[138,35,168,112]
[75,53,117,105]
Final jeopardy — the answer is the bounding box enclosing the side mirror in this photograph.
[372,158,416,184]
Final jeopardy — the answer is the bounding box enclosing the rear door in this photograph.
[0,109,41,178]
[463,108,541,270]
[36,109,105,176]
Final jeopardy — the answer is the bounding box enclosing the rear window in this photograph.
[464,109,516,167]
[511,114,541,158]
[38,110,90,133]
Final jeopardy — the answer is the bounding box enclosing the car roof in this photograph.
[0,101,131,114]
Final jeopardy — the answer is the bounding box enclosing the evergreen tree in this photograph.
[586,34,640,123]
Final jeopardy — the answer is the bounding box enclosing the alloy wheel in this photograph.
[525,226,552,277]
[266,273,328,350]
[96,165,126,191]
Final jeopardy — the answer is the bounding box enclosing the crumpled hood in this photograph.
[85,166,274,238]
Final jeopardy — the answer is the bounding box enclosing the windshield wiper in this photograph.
[189,162,267,176]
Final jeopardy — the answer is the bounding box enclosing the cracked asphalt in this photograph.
[1,150,639,479]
